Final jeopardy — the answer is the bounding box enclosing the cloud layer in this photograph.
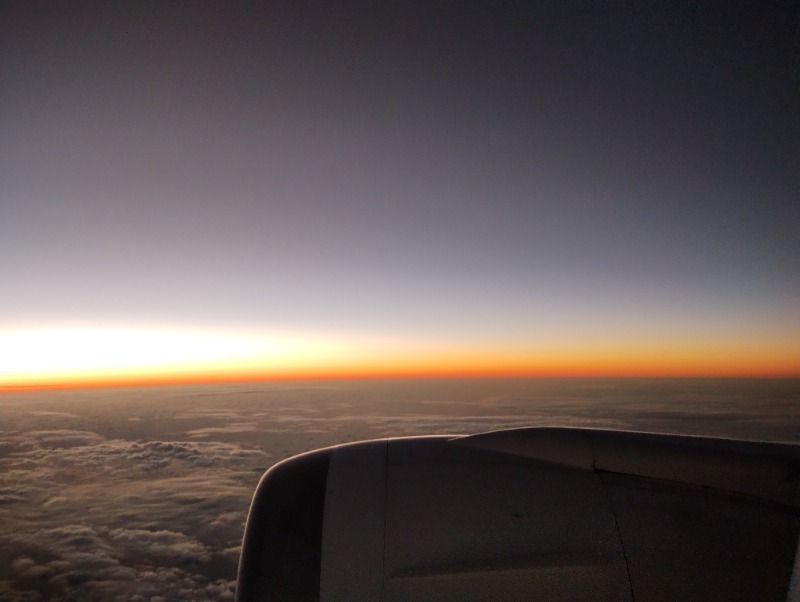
[0,419,267,600]
[1,379,798,600]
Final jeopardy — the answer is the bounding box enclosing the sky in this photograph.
[1,1,798,387]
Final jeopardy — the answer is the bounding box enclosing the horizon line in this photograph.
[2,368,797,393]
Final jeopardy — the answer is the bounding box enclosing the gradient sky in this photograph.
[2,2,798,386]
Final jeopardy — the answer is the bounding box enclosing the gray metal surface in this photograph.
[238,428,800,601]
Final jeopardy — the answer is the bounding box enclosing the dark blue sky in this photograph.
[1,1,798,381]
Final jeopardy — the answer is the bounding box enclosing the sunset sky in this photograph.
[1,2,798,387]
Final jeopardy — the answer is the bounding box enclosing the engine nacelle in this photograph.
[237,428,800,600]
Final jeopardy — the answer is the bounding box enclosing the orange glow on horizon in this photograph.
[1,327,797,392]
[2,346,797,392]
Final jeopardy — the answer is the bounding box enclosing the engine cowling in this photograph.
[237,428,800,601]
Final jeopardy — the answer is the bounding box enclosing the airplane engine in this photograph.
[236,428,800,601]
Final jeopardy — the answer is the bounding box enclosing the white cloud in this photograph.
[28,430,105,448]
[0,426,267,601]
[108,529,211,564]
